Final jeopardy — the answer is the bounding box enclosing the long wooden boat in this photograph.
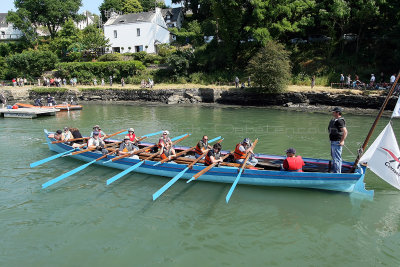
[16,102,83,111]
[43,130,373,197]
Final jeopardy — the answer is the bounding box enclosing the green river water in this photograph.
[1,103,399,266]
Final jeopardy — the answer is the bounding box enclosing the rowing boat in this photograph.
[42,129,373,197]
[16,102,83,111]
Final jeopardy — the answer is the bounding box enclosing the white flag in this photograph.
[392,96,400,118]
[367,123,400,190]
[360,123,389,164]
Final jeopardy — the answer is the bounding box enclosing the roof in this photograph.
[0,13,9,28]
[104,11,156,26]
[161,7,182,22]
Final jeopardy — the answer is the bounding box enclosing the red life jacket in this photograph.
[283,156,305,172]
[128,133,136,142]
[234,143,246,160]
[195,140,207,155]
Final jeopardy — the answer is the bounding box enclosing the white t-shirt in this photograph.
[370,75,375,82]
[390,75,396,83]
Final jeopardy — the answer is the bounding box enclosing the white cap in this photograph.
[128,128,134,132]
[163,130,169,135]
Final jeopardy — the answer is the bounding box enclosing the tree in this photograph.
[50,19,82,58]
[123,0,143,13]
[81,24,110,52]
[246,41,291,93]
[7,0,82,39]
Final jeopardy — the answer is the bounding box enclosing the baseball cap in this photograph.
[242,138,250,144]
[163,130,169,135]
[93,125,100,129]
[331,107,343,113]
[286,148,296,154]
[128,128,134,132]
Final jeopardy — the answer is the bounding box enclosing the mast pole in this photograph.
[351,73,400,172]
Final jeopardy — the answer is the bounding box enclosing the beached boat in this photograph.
[15,102,83,111]
[41,129,372,197]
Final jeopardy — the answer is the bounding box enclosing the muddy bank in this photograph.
[2,87,398,111]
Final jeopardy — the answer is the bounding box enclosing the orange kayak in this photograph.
[16,103,83,111]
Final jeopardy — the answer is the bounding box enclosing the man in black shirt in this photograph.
[328,107,348,173]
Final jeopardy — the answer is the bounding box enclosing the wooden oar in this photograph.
[52,136,89,144]
[42,149,117,189]
[226,139,259,203]
[186,152,233,183]
[30,143,86,168]
[154,136,222,166]
[104,133,189,164]
[105,134,191,185]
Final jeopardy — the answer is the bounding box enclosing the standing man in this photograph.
[328,107,348,173]
[340,74,344,88]
[235,76,239,88]
[0,91,6,108]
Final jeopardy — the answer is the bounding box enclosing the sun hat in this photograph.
[128,128,135,132]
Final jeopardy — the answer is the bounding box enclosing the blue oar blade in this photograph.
[42,159,96,189]
[208,136,222,143]
[171,133,189,141]
[225,169,243,203]
[186,177,195,183]
[152,167,189,201]
[153,161,162,166]
[106,160,144,185]
[142,130,163,138]
[31,148,75,168]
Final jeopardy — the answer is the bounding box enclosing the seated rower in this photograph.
[158,130,172,150]
[90,125,107,139]
[282,148,305,172]
[205,143,223,166]
[160,140,176,160]
[118,136,139,156]
[88,131,107,154]
[61,127,73,142]
[49,130,62,140]
[69,127,83,141]
[233,138,258,166]
[195,135,212,159]
[127,128,139,144]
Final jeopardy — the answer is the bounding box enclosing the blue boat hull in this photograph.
[44,131,373,196]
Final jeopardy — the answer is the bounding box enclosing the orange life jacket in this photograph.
[195,140,207,155]
[205,150,220,166]
[234,143,246,160]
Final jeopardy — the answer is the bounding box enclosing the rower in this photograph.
[61,127,73,142]
[195,135,212,159]
[127,128,139,144]
[88,131,107,154]
[90,125,107,139]
[50,130,62,141]
[205,143,223,166]
[282,148,305,172]
[118,136,139,156]
[233,138,258,166]
[158,130,175,160]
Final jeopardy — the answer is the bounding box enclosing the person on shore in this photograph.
[118,136,138,156]
[235,76,239,88]
[34,97,43,106]
[93,78,97,86]
[0,91,6,108]
[311,75,315,89]
[328,107,347,173]
[12,78,16,87]
[88,131,107,154]
[370,74,375,88]
[233,138,258,166]
[121,77,125,87]
[101,78,105,86]
[61,127,73,142]
[390,74,396,85]
[90,125,107,139]
[346,74,351,88]
[47,94,55,106]
[241,82,245,89]
[205,143,223,166]
[340,74,344,88]
[194,135,212,159]
[109,76,113,86]
[282,148,305,172]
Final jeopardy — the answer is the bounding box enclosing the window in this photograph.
[135,45,143,52]
[114,30,117,38]
[137,28,140,36]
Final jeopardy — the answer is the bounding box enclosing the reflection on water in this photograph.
[0,103,399,266]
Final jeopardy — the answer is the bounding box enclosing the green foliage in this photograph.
[50,19,82,58]
[98,53,122,61]
[81,24,110,53]
[123,0,143,13]
[56,61,145,83]
[6,50,59,78]
[7,0,82,39]
[31,87,68,93]
[166,49,194,80]
[0,57,7,79]
[246,41,291,93]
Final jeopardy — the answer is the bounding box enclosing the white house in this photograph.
[0,13,23,40]
[161,7,184,29]
[75,11,96,30]
[103,8,171,54]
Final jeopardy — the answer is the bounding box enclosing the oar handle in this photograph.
[192,152,232,180]
[239,139,258,172]
[51,136,89,144]
[95,148,118,161]
[158,146,196,164]
[71,141,121,156]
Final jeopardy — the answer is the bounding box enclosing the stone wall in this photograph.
[8,87,399,110]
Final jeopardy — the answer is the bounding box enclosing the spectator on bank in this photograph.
[23,77,27,86]
[241,82,245,89]
[109,76,113,86]
[370,74,375,87]
[0,90,6,108]
[121,77,125,87]
[63,78,67,86]
[37,78,41,86]
[311,75,315,89]
[340,74,344,87]
[73,77,77,87]
[235,76,239,88]
[93,78,97,86]
[346,74,351,88]
[390,74,396,85]
[12,78,16,87]
[101,78,105,86]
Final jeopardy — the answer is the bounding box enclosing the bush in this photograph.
[246,41,291,93]
[6,50,59,79]
[97,53,122,62]
[56,61,145,83]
